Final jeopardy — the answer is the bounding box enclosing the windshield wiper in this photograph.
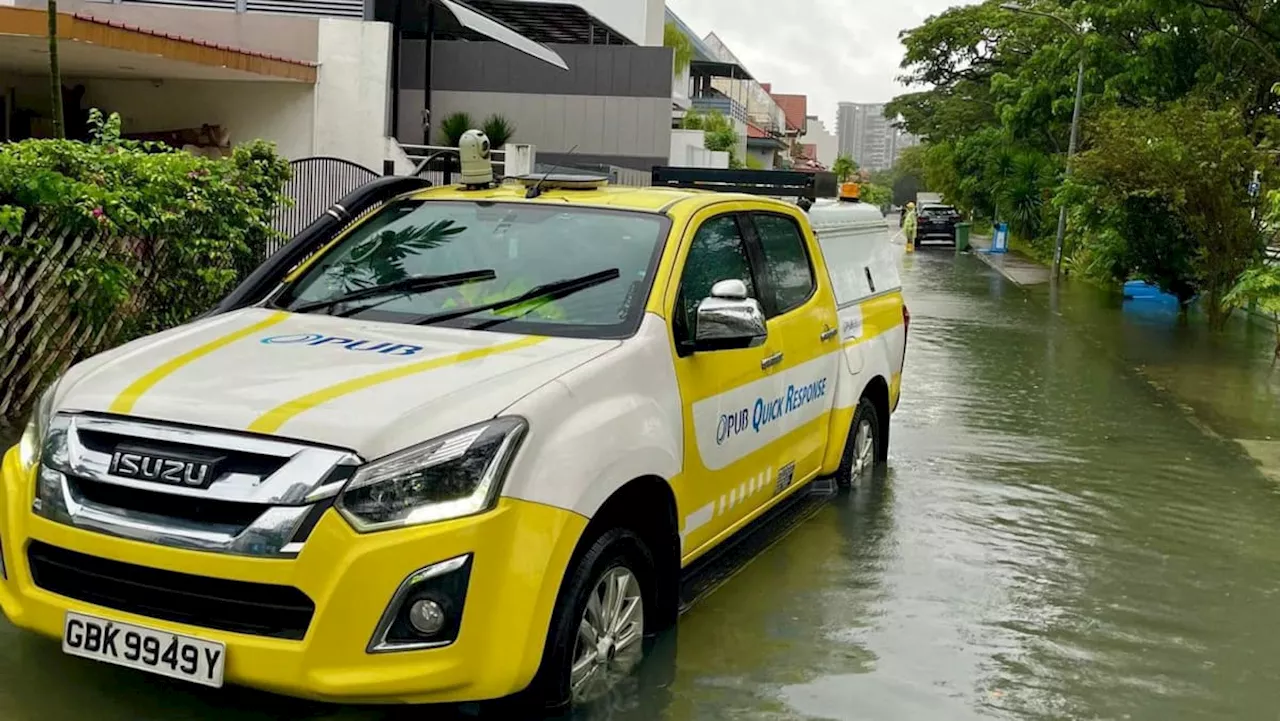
[289,270,497,315]
[410,268,621,327]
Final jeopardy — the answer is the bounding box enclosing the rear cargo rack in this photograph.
[650,167,839,201]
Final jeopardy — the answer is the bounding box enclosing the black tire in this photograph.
[526,527,656,711]
[834,396,883,488]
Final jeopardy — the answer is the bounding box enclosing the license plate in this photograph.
[62,612,226,688]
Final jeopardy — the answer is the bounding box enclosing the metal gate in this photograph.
[270,157,379,256]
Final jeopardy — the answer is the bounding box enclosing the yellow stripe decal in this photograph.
[247,335,548,434]
[110,312,291,415]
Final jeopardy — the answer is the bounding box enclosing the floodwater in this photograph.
[4,249,1280,721]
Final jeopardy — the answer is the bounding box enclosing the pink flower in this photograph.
[91,206,104,218]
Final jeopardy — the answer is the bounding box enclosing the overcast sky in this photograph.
[665,0,976,129]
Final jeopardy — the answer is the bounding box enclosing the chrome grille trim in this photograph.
[35,413,362,558]
[62,414,360,505]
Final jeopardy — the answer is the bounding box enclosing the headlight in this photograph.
[17,383,57,471]
[336,417,526,532]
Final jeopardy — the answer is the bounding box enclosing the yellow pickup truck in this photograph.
[2,132,908,711]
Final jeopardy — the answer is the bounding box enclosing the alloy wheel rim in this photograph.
[852,418,875,476]
[570,565,645,705]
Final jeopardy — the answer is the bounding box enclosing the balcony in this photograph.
[747,113,784,138]
[692,92,747,123]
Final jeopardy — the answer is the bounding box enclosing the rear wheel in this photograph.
[835,397,882,488]
[529,528,653,710]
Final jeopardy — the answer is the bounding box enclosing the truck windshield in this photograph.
[276,200,669,339]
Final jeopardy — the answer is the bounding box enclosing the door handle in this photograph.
[761,352,784,370]
[820,326,839,342]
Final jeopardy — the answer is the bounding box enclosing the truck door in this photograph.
[669,208,784,557]
[741,211,841,486]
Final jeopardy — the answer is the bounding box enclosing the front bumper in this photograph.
[918,223,957,239]
[0,446,586,704]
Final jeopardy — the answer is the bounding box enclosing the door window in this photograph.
[674,215,758,342]
[751,214,815,316]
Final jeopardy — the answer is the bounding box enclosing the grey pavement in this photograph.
[968,233,1051,286]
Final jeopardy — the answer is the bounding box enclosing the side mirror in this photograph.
[692,279,767,352]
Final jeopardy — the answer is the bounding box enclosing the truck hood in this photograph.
[55,308,617,459]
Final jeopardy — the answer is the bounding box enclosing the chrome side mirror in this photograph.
[692,279,767,351]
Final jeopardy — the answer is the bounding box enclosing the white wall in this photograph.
[313,18,394,171]
[77,78,317,160]
[747,146,775,170]
[802,116,839,167]
[669,129,729,168]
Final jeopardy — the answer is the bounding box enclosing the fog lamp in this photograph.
[408,599,446,635]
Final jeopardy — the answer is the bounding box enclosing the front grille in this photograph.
[27,542,315,640]
[76,427,288,479]
[66,474,266,530]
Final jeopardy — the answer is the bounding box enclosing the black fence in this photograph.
[270,157,379,256]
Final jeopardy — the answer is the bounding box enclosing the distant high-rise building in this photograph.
[837,102,895,171]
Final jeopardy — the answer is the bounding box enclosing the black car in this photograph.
[915,204,960,247]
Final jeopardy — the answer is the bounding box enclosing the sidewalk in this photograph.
[968,234,1052,286]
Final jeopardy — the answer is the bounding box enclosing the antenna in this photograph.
[525,144,579,199]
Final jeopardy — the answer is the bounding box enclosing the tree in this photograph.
[1000,151,1056,241]
[664,22,694,76]
[887,0,1280,330]
[1064,99,1267,328]
[887,145,927,206]
[892,174,921,207]
[1226,263,1280,364]
[47,0,63,138]
[1227,186,1280,363]
[831,154,857,182]
[684,109,739,154]
[860,183,893,210]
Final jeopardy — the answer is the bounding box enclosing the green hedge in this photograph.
[0,110,291,427]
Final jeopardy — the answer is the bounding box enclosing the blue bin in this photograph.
[991,222,1010,254]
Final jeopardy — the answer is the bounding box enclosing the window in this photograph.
[751,214,815,315]
[277,201,667,339]
[675,215,757,341]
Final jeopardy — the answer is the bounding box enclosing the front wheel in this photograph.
[528,528,653,710]
[835,396,883,488]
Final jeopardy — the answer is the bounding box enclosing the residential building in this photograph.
[768,90,809,168]
[701,33,787,168]
[1,4,385,166]
[2,0,675,174]
[801,114,838,168]
[837,101,894,171]
[664,6,748,167]
[665,10,801,170]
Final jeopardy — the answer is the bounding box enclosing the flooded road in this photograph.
[4,249,1280,720]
